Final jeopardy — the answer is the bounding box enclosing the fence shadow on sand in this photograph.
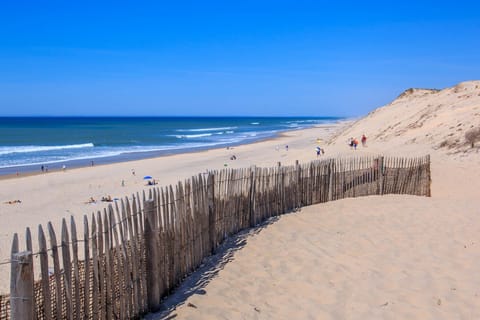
[146,216,281,320]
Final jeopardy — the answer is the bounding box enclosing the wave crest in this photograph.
[0,143,94,155]
[176,127,237,132]
[173,133,213,139]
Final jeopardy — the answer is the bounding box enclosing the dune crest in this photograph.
[331,80,480,157]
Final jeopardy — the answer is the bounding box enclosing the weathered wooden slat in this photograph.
[61,219,73,319]
[95,211,105,320]
[70,216,81,320]
[168,185,178,287]
[118,201,132,318]
[130,194,145,313]
[426,155,431,197]
[158,188,167,298]
[125,197,140,315]
[177,182,184,283]
[103,210,113,320]
[10,250,34,320]
[163,187,173,293]
[144,199,161,312]
[83,215,90,320]
[109,205,125,319]
[91,214,100,320]
[205,173,213,254]
[38,225,52,320]
[47,222,63,320]
[185,178,193,274]
[10,233,19,314]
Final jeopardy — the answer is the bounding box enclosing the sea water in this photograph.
[0,116,341,174]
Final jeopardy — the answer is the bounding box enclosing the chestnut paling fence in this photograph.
[2,155,430,319]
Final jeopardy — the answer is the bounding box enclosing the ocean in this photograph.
[0,116,342,175]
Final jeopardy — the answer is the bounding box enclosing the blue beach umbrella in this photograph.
[143,175,152,180]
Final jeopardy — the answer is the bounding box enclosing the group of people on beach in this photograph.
[41,161,94,173]
[349,134,368,149]
[3,199,21,205]
[147,179,157,186]
[85,195,115,204]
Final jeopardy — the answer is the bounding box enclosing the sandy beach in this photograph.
[0,122,346,288]
[2,81,480,318]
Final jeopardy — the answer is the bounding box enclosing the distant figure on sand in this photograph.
[361,134,367,147]
[62,165,66,171]
[285,145,289,151]
[4,200,21,204]
[85,197,96,204]
[101,195,113,202]
[132,169,136,176]
[315,146,323,157]
[349,138,358,150]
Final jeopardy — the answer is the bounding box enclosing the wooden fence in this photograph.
[2,155,430,319]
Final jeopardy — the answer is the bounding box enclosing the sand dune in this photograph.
[329,80,480,158]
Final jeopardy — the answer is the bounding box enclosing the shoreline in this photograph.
[0,122,347,180]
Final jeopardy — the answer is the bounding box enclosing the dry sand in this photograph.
[2,80,480,319]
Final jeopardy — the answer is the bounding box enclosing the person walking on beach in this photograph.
[353,138,358,150]
[349,137,358,149]
[316,146,321,157]
[361,134,367,147]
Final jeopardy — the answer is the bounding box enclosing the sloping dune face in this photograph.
[330,80,480,157]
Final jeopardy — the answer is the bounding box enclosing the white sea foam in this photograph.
[173,133,213,139]
[0,143,94,155]
[176,127,237,132]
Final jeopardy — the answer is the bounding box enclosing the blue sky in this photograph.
[1,1,479,117]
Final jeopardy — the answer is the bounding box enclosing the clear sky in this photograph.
[1,1,479,117]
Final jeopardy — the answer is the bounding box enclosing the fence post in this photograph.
[144,199,161,312]
[328,159,335,201]
[10,250,34,320]
[426,155,431,197]
[295,160,301,208]
[249,165,257,227]
[207,172,216,254]
[378,156,385,195]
